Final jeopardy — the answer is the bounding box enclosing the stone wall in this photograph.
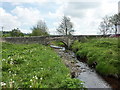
[1,36,48,45]
[1,35,103,45]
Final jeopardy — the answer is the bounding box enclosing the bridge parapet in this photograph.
[1,35,103,45]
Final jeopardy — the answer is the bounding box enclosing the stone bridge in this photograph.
[1,35,103,46]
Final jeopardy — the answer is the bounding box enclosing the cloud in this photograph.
[1,0,119,35]
[1,0,48,3]
[11,6,43,26]
[0,6,44,33]
[47,0,119,35]
[0,8,21,30]
[20,28,32,33]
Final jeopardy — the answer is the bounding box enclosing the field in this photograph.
[1,42,84,88]
[72,38,120,78]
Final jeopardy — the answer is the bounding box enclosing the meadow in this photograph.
[72,37,120,78]
[1,42,84,88]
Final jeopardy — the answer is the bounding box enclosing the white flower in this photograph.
[40,77,42,80]
[30,86,32,88]
[35,76,38,79]
[1,82,6,86]
[11,58,13,61]
[9,71,11,73]
[2,59,5,61]
[30,79,32,81]
[10,61,13,65]
[35,77,38,79]
[8,56,10,59]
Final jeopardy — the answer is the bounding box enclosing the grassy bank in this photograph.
[1,42,84,88]
[72,38,120,78]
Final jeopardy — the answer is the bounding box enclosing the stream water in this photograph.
[50,45,119,89]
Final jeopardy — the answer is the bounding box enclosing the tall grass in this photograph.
[1,42,84,88]
[72,38,120,78]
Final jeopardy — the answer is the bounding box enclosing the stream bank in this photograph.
[50,45,111,88]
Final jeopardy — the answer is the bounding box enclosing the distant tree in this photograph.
[98,16,113,36]
[109,13,120,34]
[2,31,11,37]
[31,20,49,36]
[57,16,74,35]
[10,28,24,37]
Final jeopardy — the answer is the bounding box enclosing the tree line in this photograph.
[1,13,120,37]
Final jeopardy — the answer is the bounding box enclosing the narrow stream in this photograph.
[76,61,110,88]
[50,45,119,89]
[50,45,120,89]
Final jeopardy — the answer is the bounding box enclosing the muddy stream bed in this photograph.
[50,45,120,89]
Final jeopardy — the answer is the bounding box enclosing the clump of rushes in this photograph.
[1,42,85,88]
[72,38,120,78]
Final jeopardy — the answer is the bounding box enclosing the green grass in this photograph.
[72,38,120,77]
[1,42,84,88]
[50,41,65,47]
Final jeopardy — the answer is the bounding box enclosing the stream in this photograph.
[50,45,119,89]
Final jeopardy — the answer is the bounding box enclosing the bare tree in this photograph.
[109,13,120,34]
[57,16,74,48]
[98,16,113,36]
[57,16,74,35]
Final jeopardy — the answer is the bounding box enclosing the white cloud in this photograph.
[0,6,44,33]
[1,0,119,35]
[1,0,48,3]
[47,0,119,35]
[0,8,21,31]
[20,29,32,33]
[12,6,43,26]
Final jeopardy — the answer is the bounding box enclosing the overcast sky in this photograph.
[0,0,119,35]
